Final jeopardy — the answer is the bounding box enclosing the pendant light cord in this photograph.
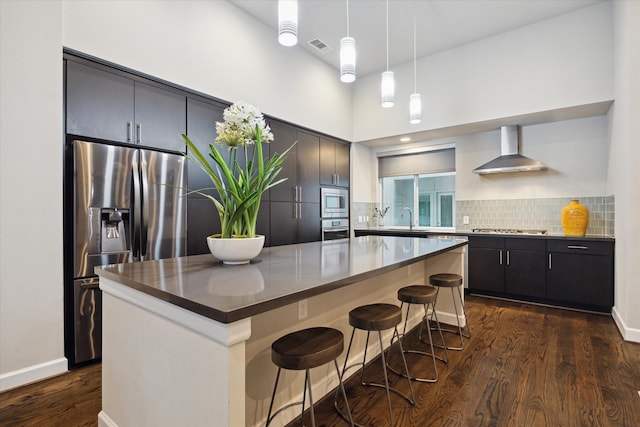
[386,0,389,71]
[346,0,350,36]
[413,14,417,92]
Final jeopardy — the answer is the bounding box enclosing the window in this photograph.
[378,148,455,229]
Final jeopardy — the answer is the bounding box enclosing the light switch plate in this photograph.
[463,216,470,224]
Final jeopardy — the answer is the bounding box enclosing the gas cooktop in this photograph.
[472,228,547,235]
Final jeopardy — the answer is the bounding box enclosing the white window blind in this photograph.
[378,148,455,178]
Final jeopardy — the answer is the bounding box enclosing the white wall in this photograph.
[63,0,353,140]
[456,116,610,200]
[352,1,613,143]
[0,1,67,388]
[353,116,609,204]
[609,1,640,342]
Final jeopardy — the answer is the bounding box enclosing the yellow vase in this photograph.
[561,199,589,236]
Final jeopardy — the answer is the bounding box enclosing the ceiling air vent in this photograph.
[308,38,333,54]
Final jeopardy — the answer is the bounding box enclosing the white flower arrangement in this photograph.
[182,101,294,238]
[215,101,274,148]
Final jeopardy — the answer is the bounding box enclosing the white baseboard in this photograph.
[0,357,68,392]
[98,410,118,427]
[612,307,640,343]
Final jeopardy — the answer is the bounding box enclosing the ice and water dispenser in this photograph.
[100,208,129,253]
[84,207,131,269]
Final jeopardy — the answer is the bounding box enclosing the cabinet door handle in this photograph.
[499,250,503,265]
[127,121,133,142]
[548,253,552,270]
[567,245,588,250]
[506,250,510,266]
[298,186,302,202]
[136,123,142,143]
[297,203,302,219]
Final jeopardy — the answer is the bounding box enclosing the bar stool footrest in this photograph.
[387,342,448,383]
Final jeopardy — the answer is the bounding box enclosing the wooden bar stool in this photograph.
[266,327,354,427]
[334,303,415,427]
[387,285,448,383]
[429,273,470,350]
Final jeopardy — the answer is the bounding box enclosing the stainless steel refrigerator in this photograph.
[65,139,186,366]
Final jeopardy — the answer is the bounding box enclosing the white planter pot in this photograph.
[206,235,265,265]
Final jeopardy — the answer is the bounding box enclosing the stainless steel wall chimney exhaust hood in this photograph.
[473,125,547,174]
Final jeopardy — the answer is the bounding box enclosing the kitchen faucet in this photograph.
[402,207,413,231]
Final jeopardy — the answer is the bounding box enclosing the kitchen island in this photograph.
[96,235,467,427]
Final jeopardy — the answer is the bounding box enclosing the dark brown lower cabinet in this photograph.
[546,240,614,310]
[468,244,505,293]
[504,239,547,298]
[468,237,546,298]
[468,235,614,312]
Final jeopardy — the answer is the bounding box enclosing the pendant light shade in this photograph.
[340,36,356,83]
[409,93,422,124]
[340,0,356,83]
[381,71,395,108]
[278,0,298,47]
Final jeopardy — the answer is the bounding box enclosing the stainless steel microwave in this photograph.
[321,187,348,218]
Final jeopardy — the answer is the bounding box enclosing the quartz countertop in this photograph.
[96,235,468,323]
[354,227,615,241]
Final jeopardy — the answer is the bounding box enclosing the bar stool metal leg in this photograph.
[428,271,471,351]
[431,286,470,351]
[335,325,415,426]
[268,327,353,427]
[388,299,448,383]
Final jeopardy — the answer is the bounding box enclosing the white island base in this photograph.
[97,237,467,427]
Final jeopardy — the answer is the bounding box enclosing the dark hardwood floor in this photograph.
[0,362,100,427]
[1,296,639,427]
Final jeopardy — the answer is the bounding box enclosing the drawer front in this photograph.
[468,236,504,249]
[505,237,546,251]
[546,239,613,256]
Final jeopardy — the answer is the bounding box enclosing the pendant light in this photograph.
[381,0,394,107]
[278,0,298,47]
[409,15,422,124]
[340,0,356,83]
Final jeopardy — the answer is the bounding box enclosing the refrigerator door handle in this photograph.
[140,161,149,259]
[131,159,141,261]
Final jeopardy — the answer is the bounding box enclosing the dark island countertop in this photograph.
[96,235,468,324]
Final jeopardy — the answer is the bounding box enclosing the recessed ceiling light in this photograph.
[400,137,411,142]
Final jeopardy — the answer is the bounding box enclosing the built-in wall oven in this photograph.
[322,218,349,241]
[321,187,348,218]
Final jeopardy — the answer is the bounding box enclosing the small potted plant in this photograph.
[182,101,294,264]
[374,206,390,227]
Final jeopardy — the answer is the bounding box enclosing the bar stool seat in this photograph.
[430,273,463,288]
[335,303,415,427]
[267,327,354,427]
[387,285,448,383]
[429,273,470,351]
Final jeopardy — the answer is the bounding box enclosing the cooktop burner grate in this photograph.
[472,228,547,235]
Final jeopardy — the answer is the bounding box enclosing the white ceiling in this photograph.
[231,0,604,78]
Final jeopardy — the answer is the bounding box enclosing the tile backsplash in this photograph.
[354,196,615,237]
[456,195,615,237]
